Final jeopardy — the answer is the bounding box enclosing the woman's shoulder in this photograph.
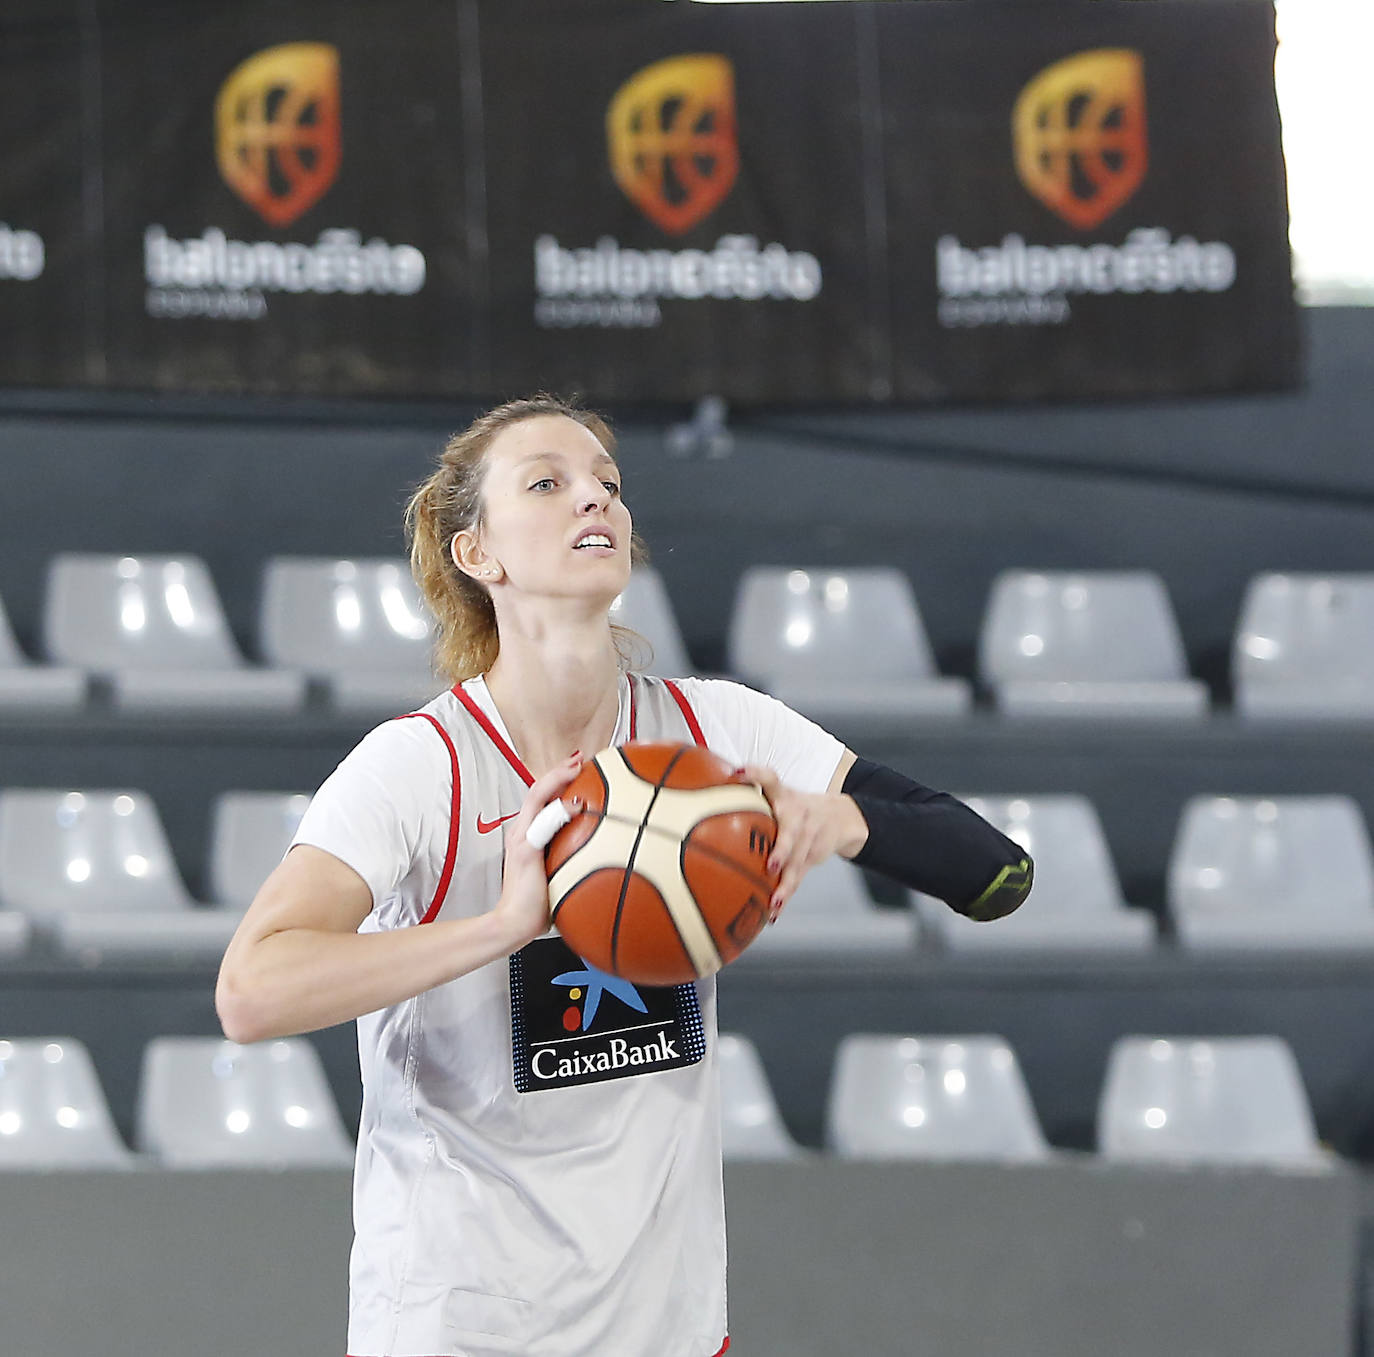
[639,674,794,735]
[341,697,464,776]
[646,673,774,709]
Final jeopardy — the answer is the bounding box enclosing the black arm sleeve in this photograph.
[842,758,1033,921]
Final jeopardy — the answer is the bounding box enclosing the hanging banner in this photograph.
[878,1,1297,401]
[96,0,474,395]
[0,14,92,387]
[479,0,880,403]
[0,0,1296,406]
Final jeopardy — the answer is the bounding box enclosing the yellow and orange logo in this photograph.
[1013,49,1147,231]
[215,42,341,229]
[606,54,738,236]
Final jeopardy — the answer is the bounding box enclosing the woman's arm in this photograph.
[738,750,866,917]
[841,756,1033,920]
[742,749,1032,922]
[215,755,583,1044]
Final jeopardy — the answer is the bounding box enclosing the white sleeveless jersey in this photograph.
[294,673,843,1357]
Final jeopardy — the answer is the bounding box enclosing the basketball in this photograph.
[543,742,781,985]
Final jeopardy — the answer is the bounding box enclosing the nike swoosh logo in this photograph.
[476,811,520,834]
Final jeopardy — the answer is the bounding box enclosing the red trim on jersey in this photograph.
[628,673,638,741]
[453,683,534,786]
[394,712,462,925]
[664,678,706,747]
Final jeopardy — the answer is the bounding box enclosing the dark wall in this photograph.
[1,307,1371,694]
[0,1162,1356,1357]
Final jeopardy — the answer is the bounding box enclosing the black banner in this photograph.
[0,14,91,387]
[97,0,472,395]
[878,2,1298,402]
[0,0,1297,405]
[481,1,879,402]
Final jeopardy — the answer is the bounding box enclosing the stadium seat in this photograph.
[978,570,1208,718]
[725,566,972,723]
[718,1033,802,1161]
[207,790,311,911]
[42,553,304,714]
[0,1037,134,1168]
[1166,794,1374,952]
[1097,1035,1328,1165]
[826,1034,1048,1161]
[608,567,695,676]
[736,855,918,959]
[259,556,444,714]
[0,589,86,713]
[910,795,1154,952]
[0,788,243,964]
[136,1036,354,1169]
[1233,572,1374,720]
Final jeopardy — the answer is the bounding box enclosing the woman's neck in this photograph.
[481,615,622,777]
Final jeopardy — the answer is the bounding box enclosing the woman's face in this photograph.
[456,413,633,604]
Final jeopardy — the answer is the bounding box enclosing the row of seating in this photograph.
[0,555,437,716]
[0,1031,1329,1170]
[0,785,1371,965]
[0,1036,351,1170]
[2,554,1372,720]
[729,566,1374,721]
[0,789,307,964]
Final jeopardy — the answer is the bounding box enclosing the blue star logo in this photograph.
[552,961,648,1031]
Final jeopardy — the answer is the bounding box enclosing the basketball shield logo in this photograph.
[215,42,342,229]
[606,54,739,236]
[1012,49,1147,231]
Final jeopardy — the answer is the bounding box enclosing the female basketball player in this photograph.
[216,395,1031,1357]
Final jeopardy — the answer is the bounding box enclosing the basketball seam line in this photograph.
[610,744,694,976]
[677,829,775,896]
[549,762,610,928]
[572,809,775,891]
[550,817,772,898]
[546,829,769,922]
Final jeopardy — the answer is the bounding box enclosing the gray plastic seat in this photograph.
[608,567,695,676]
[718,1033,801,1161]
[0,590,86,713]
[736,855,918,960]
[727,567,971,722]
[1167,795,1374,952]
[0,788,243,964]
[911,795,1153,952]
[0,1037,134,1169]
[136,1036,354,1169]
[208,790,312,911]
[826,1034,1048,1161]
[260,557,443,714]
[978,570,1208,718]
[1233,573,1374,720]
[43,553,304,714]
[1098,1036,1328,1166]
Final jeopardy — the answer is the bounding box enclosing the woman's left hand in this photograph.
[737,765,870,920]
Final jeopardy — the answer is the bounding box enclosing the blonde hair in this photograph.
[405,394,647,683]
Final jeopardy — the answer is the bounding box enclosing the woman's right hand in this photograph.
[489,753,585,950]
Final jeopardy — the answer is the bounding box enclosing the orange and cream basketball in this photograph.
[542,743,780,985]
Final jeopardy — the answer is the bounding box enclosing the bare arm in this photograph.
[215,755,583,1045]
